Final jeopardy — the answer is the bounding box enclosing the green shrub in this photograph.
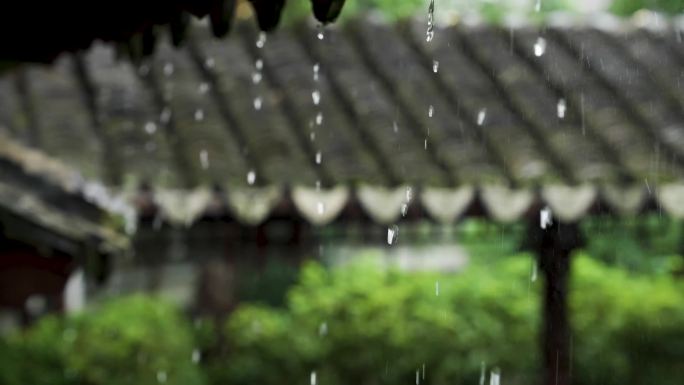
[215,256,541,385]
[1,296,205,385]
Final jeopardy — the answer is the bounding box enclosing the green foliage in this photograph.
[611,0,684,14]
[1,296,205,385]
[215,256,541,385]
[571,255,684,385]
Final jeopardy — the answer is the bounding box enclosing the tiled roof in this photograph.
[0,135,127,255]
[2,19,684,225]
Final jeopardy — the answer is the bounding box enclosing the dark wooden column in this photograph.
[525,219,583,385]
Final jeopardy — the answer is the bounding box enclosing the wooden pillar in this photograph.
[525,219,583,385]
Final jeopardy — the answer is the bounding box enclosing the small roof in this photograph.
[0,136,127,256]
[1,19,684,226]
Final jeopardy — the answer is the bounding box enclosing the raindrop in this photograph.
[200,150,209,170]
[416,370,420,385]
[387,225,399,245]
[535,0,542,12]
[319,322,328,336]
[317,201,325,215]
[204,57,215,69]
[534,37,547,57]
[489,368,501,385]
[479,362,486,385]
[312,90,321,105]
[198,82,210,94]
[557,98,567,119]
[540,206,553,229]
[194,109,205,122]
[315,112,324,125]
[401,203,409,217]
[247,170,256,185]
[477,109,487,126]
[256,32,267,48]
[144,121,157,135]
[253,97,263,110]
[424,139,428,150]
[255,59,264,70]
[432,60,440,73]
[310,371,317,385]
[163,62,174,77]
[428,105,434,117]
[317,30,325,40]
[160,107,172,124]
[310,132,316,141]
[422,364,426,380]
[406,186,413,202]
[315,151,322,165]
[393,121,399,133]
[157,370,167,384]
[252,72,263,84]
[435,281,440,296]
[313,63,320,81]
[426,0,435,42]
[192,349,201,364]
[531,262,538,282]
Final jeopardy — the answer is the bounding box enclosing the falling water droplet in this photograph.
[315,112,324,125]
[205,57,215,69]
[317,30,325,40]
[534,37,547,57]
[426,0,435,42]
[433,60,440,73]
[160,107,172,124]
[310,371,317,385]
[198,82,210,94]
[479,362,486,385]
[200,150,209,170]
[401,203,409,217]
[317,201,325,215]
[393,121,399,133]
[406,187,413,202]
[194,109,205,122]
[313,63,320,81]
[428,105,434,117]
[315,151,322,164]
[557,98,567,119]
[540,206,553,229]
[256,32,267,48]
[192,349,201,364]
[163,62,174,76]
[387,225,399,245]
[145,121,157,135]
[435,281,440,296]
[489,368,501,385]
[310,132,316,141]
[247,170,256,185]
[253,97,263,110]
[535,0,542,12]
[312,90,321,105]
[157,370,167,383]
[477,109,487,126]
[252,72,263,84]
[422,364,426,380]
[531,262,538,282]
[319,322,328,336]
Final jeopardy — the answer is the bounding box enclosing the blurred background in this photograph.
[2,1,684,385]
